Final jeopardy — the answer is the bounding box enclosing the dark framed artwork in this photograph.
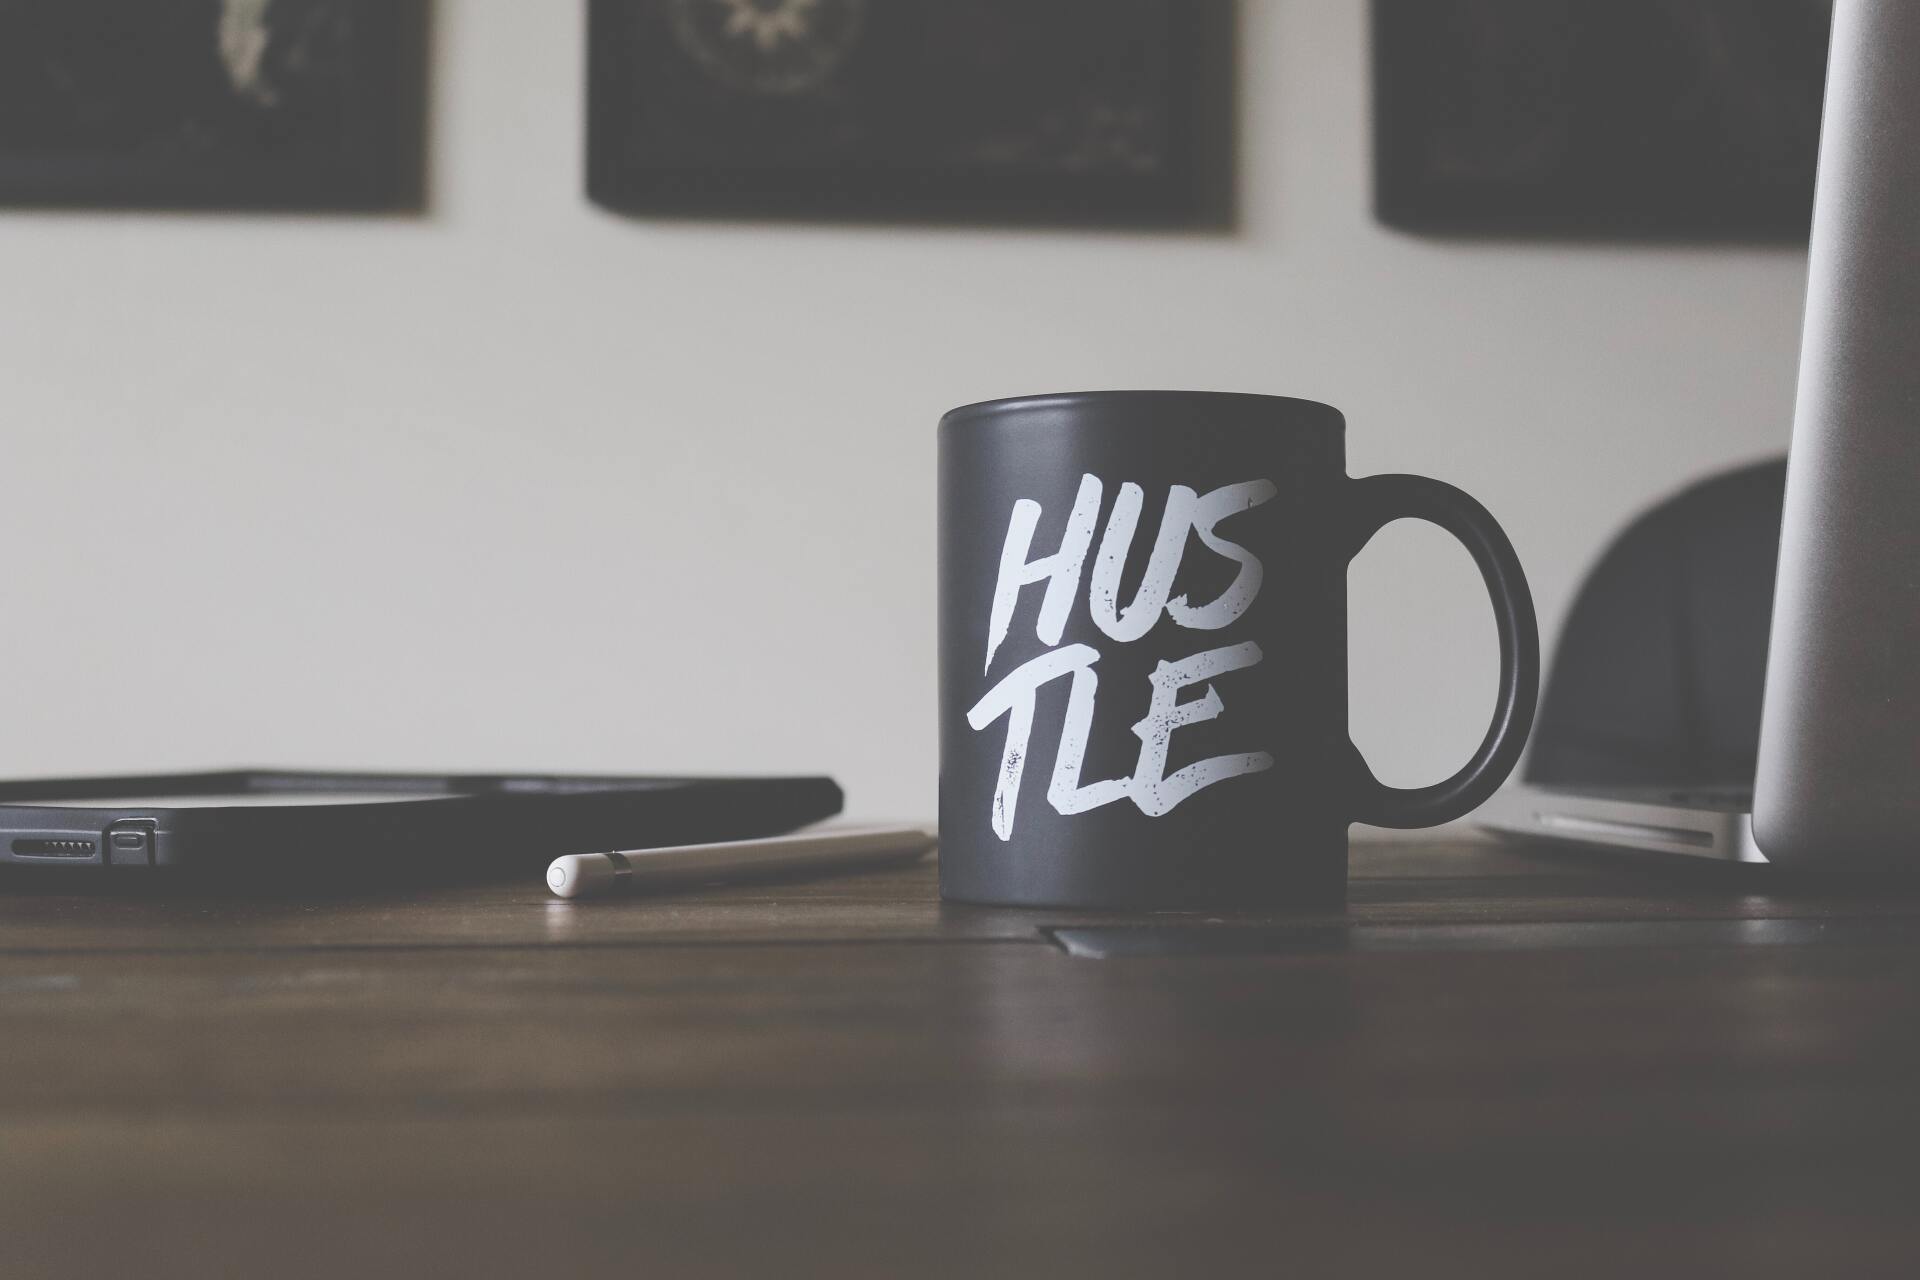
[587,0,1234,227]
[0,0,426,211]
[1373,0,1832,239]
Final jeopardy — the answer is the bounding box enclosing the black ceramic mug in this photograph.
[938,391,1539,909]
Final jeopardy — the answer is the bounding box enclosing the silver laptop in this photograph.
[1481,0,1920,873]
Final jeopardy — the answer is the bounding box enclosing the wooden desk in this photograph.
[5,840,1920,1278]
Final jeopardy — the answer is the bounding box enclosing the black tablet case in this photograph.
[0,770,844,887]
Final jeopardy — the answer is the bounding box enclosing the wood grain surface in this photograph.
[6,840,1920,1279]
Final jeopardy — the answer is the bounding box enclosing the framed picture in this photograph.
[1373,0,1832,239]
[587,0,1234,227]
[0,0,426,211]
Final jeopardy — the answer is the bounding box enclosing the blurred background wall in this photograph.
[0,0,1806,822]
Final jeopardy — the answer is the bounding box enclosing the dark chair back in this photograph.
[1525,458,1787,789]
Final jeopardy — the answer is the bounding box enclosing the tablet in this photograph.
[0,769,843,886]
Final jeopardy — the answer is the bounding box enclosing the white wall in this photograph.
[0,0,1806,823]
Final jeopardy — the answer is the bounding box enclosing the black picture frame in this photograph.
[0,0,427,212]
[587,0,1234,228]
[1373,0,1832,240]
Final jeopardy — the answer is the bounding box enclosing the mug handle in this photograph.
[1344,474,1540,829]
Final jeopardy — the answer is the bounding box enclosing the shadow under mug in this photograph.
[938,391,1539,910]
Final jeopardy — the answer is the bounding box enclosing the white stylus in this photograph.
[545,824,936,899]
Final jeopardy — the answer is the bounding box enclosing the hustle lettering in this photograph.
[967,474,1278,840]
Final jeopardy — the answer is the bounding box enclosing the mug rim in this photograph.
[940,390,1344,429]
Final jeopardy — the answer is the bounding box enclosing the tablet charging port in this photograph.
[106,820,156,868]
